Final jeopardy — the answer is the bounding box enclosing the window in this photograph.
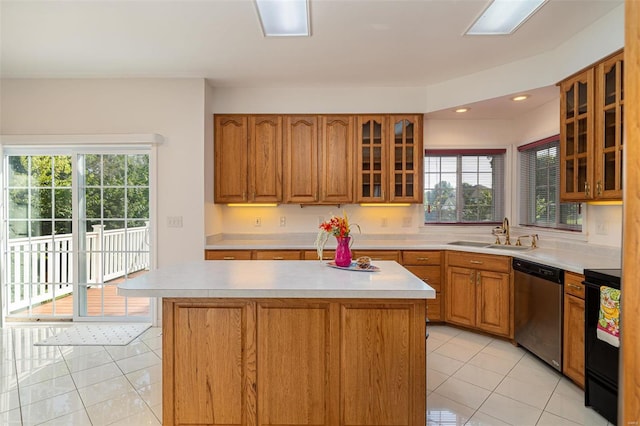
[424,150,505,224]
[518,136,582,231]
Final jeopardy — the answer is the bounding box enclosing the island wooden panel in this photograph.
[257,302,339,425]
[163,298,425,426]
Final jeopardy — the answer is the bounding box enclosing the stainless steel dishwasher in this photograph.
[513,258,564,371]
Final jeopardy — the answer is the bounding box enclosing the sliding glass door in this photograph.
[2,149,153,322]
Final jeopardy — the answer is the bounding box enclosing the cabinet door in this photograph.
[257,302,337,426]
[563,293,585,388]
[445,266,476,327]
[284,116,318,203]
[249,115,282,202]
[356,116,387,202]
[476,270,511,337]
[595,51,624,200]
[320,115,354,203]
[389,115,423,203]
[164,300,256,426]
[214,115,248,203]
[560,69,594,201]
[341,301,425,426]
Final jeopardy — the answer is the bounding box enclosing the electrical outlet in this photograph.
[167,216,183,228]
[280,216,286,227]
[596,221,608,235]
[254,217,262,227]
[402,216,412,227]
[381,217,388,227]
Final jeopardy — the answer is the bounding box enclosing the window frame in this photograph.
[423,149,506,225]
[517,135,582,232]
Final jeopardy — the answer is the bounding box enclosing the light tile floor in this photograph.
[0,323,613,425]
[427,325,614,426]
[0,324,162,425]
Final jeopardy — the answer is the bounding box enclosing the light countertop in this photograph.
[204,234,621,274]
[117,260,435,299]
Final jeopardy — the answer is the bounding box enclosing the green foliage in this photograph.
[7,154,149,238]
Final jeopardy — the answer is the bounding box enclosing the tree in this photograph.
[7,154,149,238]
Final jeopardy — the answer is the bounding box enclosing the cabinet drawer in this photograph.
[351,250,400,262]
[446,251,510,273]
[303,250,335,261]
[254,250,301,260]
[205,250,252,260]
[402,251,442,265]
[403,265,441,290]
[565,271,586,299]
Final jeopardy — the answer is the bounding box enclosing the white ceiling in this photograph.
[0,0,623,117]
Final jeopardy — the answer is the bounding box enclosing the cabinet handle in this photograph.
[223,256,235,260]
[585,182,591,198]
[322,256,332,260]
[567,283,583,291]
[242,192,246,201]
[416,257,430,261]
[476,272,481,285]
[597,180,603,196]
[469,260,483,265]
[470,271,475,284]
[273,256,284,260]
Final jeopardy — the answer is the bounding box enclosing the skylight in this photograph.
[465,0,548,35]
[255,0,310,37]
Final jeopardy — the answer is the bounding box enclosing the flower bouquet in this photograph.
[315,212,360,266]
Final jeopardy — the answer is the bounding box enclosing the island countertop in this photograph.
[117,260,435,299]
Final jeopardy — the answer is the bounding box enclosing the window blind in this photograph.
[518,136,582,231]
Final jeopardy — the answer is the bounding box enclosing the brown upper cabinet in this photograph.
[284,115,354,204]
[215,113,422,205]
[595,50,624,200]
[214,115,282,203]
[356,115,423,203]
[559,49,624,201]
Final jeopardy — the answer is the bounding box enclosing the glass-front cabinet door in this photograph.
[595,50,624,200]
[560,69,594,201]
[356,116,386,202]
[389,115,423,203]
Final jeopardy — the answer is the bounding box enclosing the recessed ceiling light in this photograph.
[455,108,470,113]
[465,0,548,35]
[255,0,310,37]
[512,95,530,101]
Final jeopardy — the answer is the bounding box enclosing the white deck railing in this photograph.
[5,224,150,314]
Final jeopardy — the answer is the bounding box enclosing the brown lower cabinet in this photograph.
[402,250,443,322]
[563,271,586,388]
[445,251,513,338]
[163,297,426,426]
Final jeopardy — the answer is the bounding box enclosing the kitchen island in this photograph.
[118,260,435,426]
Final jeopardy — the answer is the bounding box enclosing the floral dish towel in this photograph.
[597,285,620,348]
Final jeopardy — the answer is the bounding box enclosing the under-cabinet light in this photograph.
[255,0,310,37]
[586,201,623,206]
[360,203,412,207]
[455,108,470,113]
[227,203,279,207]
[512,95,530,101]
[465,0,548,35]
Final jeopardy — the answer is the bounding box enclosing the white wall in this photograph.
[425,4,624,113]
[0,78,207,267]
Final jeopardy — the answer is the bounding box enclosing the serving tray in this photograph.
[326,261,380,272]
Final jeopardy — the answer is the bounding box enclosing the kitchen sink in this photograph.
[447,241,491,247]
[486,244,532,251]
